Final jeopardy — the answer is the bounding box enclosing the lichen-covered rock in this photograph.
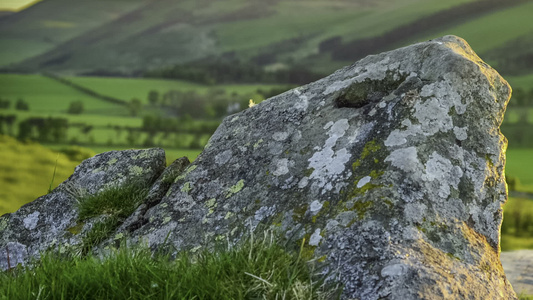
[125,36,515,299]
[0,148,165,270]
[116,157,190,233]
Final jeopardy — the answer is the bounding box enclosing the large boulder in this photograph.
[123,36,515,299]
[0,35,516,299]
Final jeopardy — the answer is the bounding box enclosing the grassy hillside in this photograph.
[0,0,147,67]
[0,135,94,216]
[2,0,504,75]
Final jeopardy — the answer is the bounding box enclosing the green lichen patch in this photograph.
[67,222,85,235]
[225,180,245,198]
[0,218,7,231]
[107,158,118,165]
[181,182,193,193]
[253,139,264,149]
[304,168,315,177]
[129,166,144,176]
[352,140,381,169]
[291,204,309,222]
[175,165,198,182]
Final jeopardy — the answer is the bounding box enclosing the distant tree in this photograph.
[17,120,33,140]
[67,101,84,114]
[4,115,16,135]
[148,90,160,106]
[0,98,10,109]
[15,99,29,111]
[128,98,142,117]
[512,88,525,106]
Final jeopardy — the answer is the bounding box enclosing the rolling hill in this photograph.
[1,0,531,84]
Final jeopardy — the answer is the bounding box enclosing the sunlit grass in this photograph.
[0,135,93,216]
[0,232,339,300]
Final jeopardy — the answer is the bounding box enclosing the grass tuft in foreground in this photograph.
[74,183,149,255]
[0,232,341,300]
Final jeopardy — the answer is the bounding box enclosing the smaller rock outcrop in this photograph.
[0,149,166,269]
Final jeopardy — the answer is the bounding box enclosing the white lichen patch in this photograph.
[273,158,291,176]
[293,91,309,111]
[422,152,463,199]
[298,177,309,189]
[413,97,453,136]
[308,119,352,192]
[356,176,372,188]
[273,132,289,141]
[309,228,322,246]
[215,150,232,165]
[384,147,421,174]
[254,205,276,222]
[453,126,468,141]
[310,200,323,214]
[23,211,40,230]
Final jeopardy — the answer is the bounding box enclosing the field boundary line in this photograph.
[42,72,128,106]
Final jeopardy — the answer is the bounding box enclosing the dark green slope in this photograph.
[0,0,148,67]
[2,0,532,82]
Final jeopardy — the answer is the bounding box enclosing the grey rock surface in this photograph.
[0,148,166,269]
[120,35,514,299]
[0,35,517,299]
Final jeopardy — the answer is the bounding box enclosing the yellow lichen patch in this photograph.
[162,216,171,224]
[224,211,234,220]
[181,182,193,193]
[352,140,381,169]
[129,166,144,176]
[67,222,84,235]
[292,204,309,222]
[225,180,245,198]
[175,165,197,181]
[253,139,264,149]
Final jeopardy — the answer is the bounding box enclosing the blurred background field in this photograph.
[0,0,532,250]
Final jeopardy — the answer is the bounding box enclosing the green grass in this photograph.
[75,183,150,254]
[501,197,533,251]
[214,0,476,54]
[413,1,533,55]
[0,74,123,114]
[0,135,92,216]
[0,232,338,300]
[506,148,533,191]
[507,74,533,92]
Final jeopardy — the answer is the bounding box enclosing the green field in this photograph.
[414,1,533,55]
[214,0,477,56]
[0,74,124,114]
[506,148,533,191]
[66,76,285,104]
